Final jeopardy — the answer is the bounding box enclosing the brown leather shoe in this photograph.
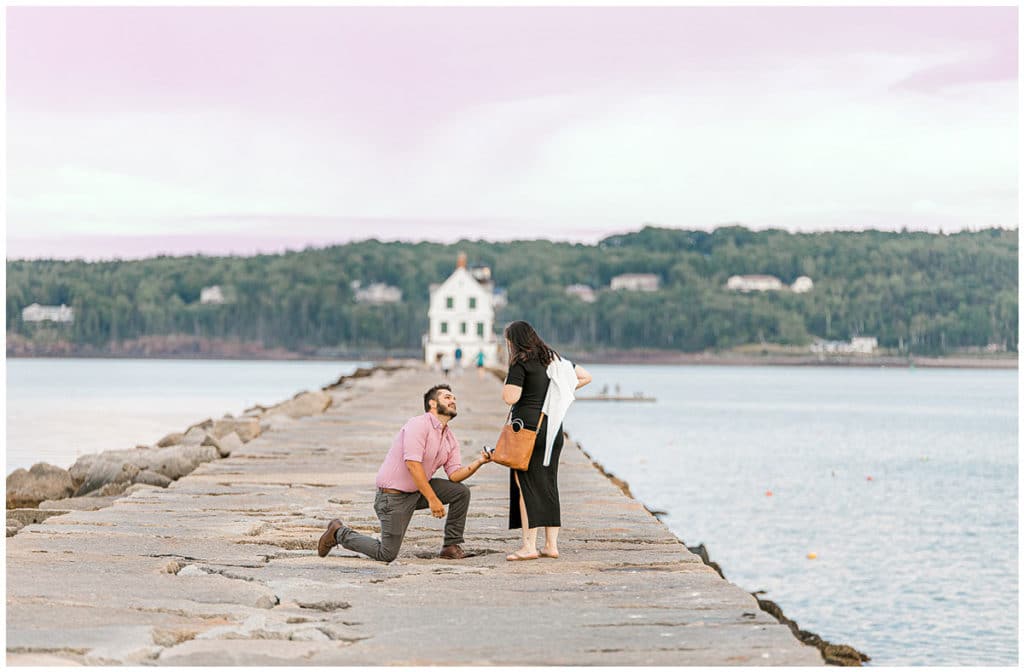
[439,544,467,559]
[318,519,344,557]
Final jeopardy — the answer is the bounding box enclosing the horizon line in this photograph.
[6,223,1018,263]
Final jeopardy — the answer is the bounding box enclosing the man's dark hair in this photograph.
[424,383,452,412]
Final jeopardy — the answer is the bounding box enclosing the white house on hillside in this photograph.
[850,336,878,354]
[352,282,402,304]
[22,303,74,323]
[726,275,784,292]
[200,286,225,304]
[565,284,597,303]
[791,276,814,293]
[811,336,879,355]
[610,273,660,291]
[424,253,499,367]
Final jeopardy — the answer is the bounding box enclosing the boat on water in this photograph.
[576,393,656,402]
[577,384,655,402]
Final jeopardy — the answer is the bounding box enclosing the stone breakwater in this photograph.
[7,364,824,666]
[6,364,384,533]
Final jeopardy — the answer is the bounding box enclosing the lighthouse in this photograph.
[424,253,500,367]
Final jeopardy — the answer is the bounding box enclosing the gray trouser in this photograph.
[336,478,471,563]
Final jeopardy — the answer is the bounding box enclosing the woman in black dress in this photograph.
[502,321,592,561]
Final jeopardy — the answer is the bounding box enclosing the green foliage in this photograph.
[6,227,1018,355]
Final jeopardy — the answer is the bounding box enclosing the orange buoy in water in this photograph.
[866,476,874,481]
[765,490,773,497]
[807,552,818,560]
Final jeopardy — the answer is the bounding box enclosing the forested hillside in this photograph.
[6,226,1018,355]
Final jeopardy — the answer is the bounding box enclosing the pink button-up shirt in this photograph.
[375,413,462,492]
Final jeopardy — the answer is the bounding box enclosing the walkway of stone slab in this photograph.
[6,365,822,666]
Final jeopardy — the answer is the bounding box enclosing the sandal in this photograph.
[506,550,540,561]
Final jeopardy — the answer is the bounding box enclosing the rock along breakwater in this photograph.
[7,363,825,666]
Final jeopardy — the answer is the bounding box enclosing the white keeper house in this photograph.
[424,253,500,367]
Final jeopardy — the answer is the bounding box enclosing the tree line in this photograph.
[6,226,1018,355]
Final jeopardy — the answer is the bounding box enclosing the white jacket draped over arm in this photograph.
[540,357,578,467]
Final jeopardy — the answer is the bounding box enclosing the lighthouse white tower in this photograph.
[424,253,500,367]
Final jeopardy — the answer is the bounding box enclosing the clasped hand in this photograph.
[427,451,493,518]
[429,499,445,518]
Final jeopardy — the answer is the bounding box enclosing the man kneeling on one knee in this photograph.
[318,384,492,562]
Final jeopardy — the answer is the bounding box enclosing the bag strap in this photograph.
[507,406,546,431]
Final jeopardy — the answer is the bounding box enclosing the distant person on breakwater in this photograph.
[502,321,592,561]
[475,349,486,379]
[440,352,454,378]
[317,384,492,562]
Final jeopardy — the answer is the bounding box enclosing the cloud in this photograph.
[5,6,1017,259]
[894,42,1017,94]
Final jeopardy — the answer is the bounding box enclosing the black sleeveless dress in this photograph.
[505,357,564,529]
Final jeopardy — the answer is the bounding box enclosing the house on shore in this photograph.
[352,282,403,304]
[811,336,879,355]
[424,253,500,367]
[850,336,878,354]
[565,284,598,303]
[610,273,660,292]
[22,303,74,323]
[727,274,814,293]
[200,286,226,304]
[791,276,814,293]
[726,275,783,292]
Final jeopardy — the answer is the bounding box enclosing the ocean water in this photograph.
[567,364,1018,666]
[5,358,1018,664]
[5,358,367,473]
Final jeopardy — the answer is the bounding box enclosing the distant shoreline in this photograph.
[575,350,1018,369]
[6,350,1016,369]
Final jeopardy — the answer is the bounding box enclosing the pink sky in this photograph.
[6,6,1018,259]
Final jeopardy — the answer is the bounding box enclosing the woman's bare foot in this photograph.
[539,547,559,558]
[506,547,540,561]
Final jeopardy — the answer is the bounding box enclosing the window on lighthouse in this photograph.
[446,296,454,309]
[441,322,448,334]
[469,297,477,310]
[460,322,467,335]
[477,322,484,337]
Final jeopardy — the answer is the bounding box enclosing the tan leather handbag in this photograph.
[492,409,545,471]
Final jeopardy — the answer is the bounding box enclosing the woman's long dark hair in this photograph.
[504,321,558,367]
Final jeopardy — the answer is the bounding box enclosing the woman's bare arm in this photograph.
[574,364,593,390]
[502,384,523,405]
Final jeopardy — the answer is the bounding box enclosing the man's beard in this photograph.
[438,403,458,419]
